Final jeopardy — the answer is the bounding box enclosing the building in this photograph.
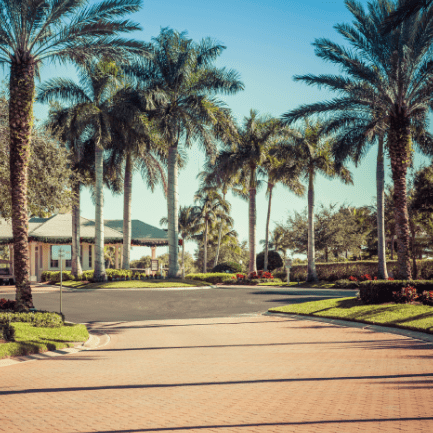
[0,214,171,281]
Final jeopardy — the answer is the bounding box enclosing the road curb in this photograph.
[266,311,433,344]
[0,330,110,368]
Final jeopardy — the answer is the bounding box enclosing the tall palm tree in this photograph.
[262,155,305,272]
[0,0,147,308]
[197,168,238,268]
[210,111,285,274]
[271,121,352,281]
[124,28,243,278]
[282,0,433,279]
[106,87,167,270]
[37,60,126,281]
[193,189,231,273]
[160,205,200,279]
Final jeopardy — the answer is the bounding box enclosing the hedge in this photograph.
[0,311,64,327]
[289,260,433,282]
[185,273,235,284]
[211,262,242,273]
[42,269,148,283]
[359,280,433,304]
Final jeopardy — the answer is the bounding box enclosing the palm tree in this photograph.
[197,166,238,268]
[262,154,305,272]
[124,28,243,278]
[282,0,433,279]
[193,189,231,273]
[209,111,285,274]
[271,121,352,281]
[381,0,433,33]
[106,87,168,270]
[37,60,127,281]
[0,0,147,308]
[160,206,200,279]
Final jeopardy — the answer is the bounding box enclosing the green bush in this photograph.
[256,251,283,271]
[1,322,15,340]
[186,273,235,284]
[211,262,242,273]
[41,271,75,283]
[0,311,64,327]
[359,280,433,304]
[273,270,287,280]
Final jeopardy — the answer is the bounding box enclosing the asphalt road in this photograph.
[31,286,358,323]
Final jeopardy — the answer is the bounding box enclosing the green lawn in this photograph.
[55,279,211,289]
[0,322,89,359]
[270,297,433,333]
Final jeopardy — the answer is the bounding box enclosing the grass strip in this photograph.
[0,322,89,359]
[269,297,433,333]
[55,279,211,289]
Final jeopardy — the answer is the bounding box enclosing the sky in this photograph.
[2,0,431,261]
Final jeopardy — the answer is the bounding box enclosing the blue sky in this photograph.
[3,0,431,261]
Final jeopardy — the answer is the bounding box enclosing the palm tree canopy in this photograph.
[381,0,433,33]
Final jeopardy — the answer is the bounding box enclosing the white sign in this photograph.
[285,259,293,268]
[51,245,72,260]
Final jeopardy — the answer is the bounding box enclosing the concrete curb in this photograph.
[266,311,433,344]
[0,330,110,368]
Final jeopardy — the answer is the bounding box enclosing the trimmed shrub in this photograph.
[186,273,235,284]
[211,262,243,273]
[273,270,287,280]
[256,251,283,271]
[0,311,64,327]
[333,279,360,289]
[358,280,433,304]
[41,271,75,283]
[1,322,15,341]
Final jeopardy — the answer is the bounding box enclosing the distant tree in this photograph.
[0,97,73,219]
[256,251,283,271]
[130,255,152,269]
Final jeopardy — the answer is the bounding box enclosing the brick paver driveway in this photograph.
[1,313,433,432]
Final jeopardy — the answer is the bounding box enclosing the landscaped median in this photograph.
[0,311,89,360]
[269,297,433,334]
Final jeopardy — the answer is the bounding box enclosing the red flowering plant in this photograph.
[236,274,245,279]
[249,272,259,279]
[392,286,419,303]
[358,274,373,281]
[420,290,433,306]
[348,276,358,281]
[0,298,17,310]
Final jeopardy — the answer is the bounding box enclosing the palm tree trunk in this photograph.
[71,181,82,278]
[167,144,179,278]
[214,193,225,268]
[203,219,208,273]
[122,153,132,270]
[390,234,394,260]
[9,59,35,310]
[389,113,412,280]
[181,241,185,279]
[249,186,257,274]
[376,136,388,280]
[410,224,418,279]
[264,184,274,272]
[94,145,106,281]
[307,171,318,282]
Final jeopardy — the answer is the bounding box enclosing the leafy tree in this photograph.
[0,97,73,219]
[0,0,148,308]
[256,251,283,272]
[282,0,433,279]
[130,255,152,269]
[125,28,243,278]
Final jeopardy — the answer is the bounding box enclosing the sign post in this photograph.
[51,245,72,315]
[285,258,293,284]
